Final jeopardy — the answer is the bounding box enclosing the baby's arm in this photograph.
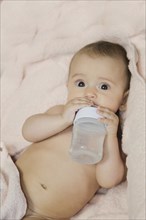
[22,105,67,142]
[95,106,126,188]
[22,97,92,142]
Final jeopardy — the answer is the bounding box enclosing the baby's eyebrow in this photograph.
[98,77,116,85]
[72,73,85,78]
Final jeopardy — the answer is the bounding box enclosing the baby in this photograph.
[16,41,131,220]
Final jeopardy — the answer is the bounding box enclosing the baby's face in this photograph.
[67,53,128,113]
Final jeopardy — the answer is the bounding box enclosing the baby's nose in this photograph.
[85,87,97,100]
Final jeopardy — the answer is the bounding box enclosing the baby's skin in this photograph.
[16,115,99,219]
[16,53,128,220]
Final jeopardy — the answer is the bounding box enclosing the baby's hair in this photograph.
[70,41,131,90]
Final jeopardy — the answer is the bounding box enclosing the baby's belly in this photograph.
[16,134,99,218]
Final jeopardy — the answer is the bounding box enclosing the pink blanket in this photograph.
[1,1,145,219]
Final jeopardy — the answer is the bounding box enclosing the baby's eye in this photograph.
[75,80,86,87]
[98,83,110,90]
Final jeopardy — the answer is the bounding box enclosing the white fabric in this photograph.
[1,1,145,219]
[0,142,27,220]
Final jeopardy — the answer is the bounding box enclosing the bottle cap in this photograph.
[74,106,102,123]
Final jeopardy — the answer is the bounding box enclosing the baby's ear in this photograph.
[119,90,129,112]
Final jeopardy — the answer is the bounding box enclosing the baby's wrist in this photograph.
[106,132,117,138]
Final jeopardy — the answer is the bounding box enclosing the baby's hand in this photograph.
[97,106,119,136]
[62,97,93,125]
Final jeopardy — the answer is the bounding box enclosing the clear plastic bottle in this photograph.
[69,106,106,164]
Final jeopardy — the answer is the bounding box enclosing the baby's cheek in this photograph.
[109,102,120,113]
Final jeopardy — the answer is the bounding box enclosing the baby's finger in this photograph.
[72,97,93,105]
[98,113,119,129]
[97,107,117,120]
[98,117,118,135]
[72,102,93,113]
[98,117,110,125]
[97,110,114,120]
[97,106,112,114]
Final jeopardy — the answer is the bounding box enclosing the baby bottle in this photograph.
[69,106,106,164]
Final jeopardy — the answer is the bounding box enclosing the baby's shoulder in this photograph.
[45,104,64,115]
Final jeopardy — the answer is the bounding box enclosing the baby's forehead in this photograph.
[69,52,99,70]
[70,54,129,87]
[69,52,126,71]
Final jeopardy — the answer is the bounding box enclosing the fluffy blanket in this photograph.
[0,142,27,220]
[1,1,145,219]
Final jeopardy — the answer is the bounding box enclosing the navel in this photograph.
[40,183,47,190]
